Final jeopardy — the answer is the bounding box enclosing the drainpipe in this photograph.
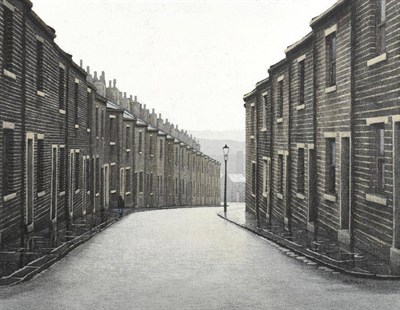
[65,63,70,232]
[255,94,260,227]
[268,72,274,226]
[287,61,293,233]
[349,0,356,250]
[20,1,29,255]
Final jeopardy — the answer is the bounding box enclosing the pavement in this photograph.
[218,204,400,279]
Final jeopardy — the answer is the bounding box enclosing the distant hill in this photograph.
[198,138,245,176]
[191,130,245,142]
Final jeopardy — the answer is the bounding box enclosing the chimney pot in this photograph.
[152,108,155,114]
[108,80,112,88]
[113,79,116,88]
[86,66,90,74]
[158,113,162,119]
[80,59,83,68]
[124,92,127,99]
[134,95,137,102]
[130,95,133,100]
[94,71,98,79]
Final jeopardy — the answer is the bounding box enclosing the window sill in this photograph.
[139,192,144,195]
[3,192,17,202]
[86,128,91,133]
[86,191,90,195]
[251,193,256,198]
[96,136,100,140]
[74,124,79,129]
[367,53,387,67]
[260,128,267,132]
[277,118,283,124]
[277,193,283,200]
[37,90,45,97]
[3,69,16,80]
[150,193,154,196]
[323,193,336,202]
[59,109,66,115]
[95,193,100,197]
[110,142,116,146]
[126,149,131,153]
[262,192,268,198]
[325,85,337,94]
[365,193,387,206]
[150,154,154,157]
[59,191,66,197]
[125,192,131,196]
[37,191,46,198]
[110,190,116,194]
[250,135,255,140]
[75,189,80,194]
[296,104,305,111]
[138,151,143,155]
[296,192,305,200]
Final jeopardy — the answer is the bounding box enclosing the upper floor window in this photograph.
[36,40,44,91]
[126,126,130,149]
[74,153,80,191]
[149,135,154,156]
[3,6,13,72]
[298,60,305,104]
[59,67,65,109]
[251,162,256,195]
[138,131,143,153]
[160,139,163,160]
[262,93,268,128]
[278,80,283,118]
[278,155,284,194]
[95,107,99,137]
[376,0,386,55]
[326,33,336,87]
[250,105,255,136]
[101,110,104,138]
[59,147,66,192]
[74,82,79,124]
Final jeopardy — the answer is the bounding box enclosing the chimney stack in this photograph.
[86,66,90,74]
[80,59,83,68]
[113,79,116,88]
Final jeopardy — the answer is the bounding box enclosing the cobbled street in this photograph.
[0,205,399,310]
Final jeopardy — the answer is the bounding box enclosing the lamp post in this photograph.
[222,144,229,215]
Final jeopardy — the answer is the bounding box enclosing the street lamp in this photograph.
[222,144,229,215]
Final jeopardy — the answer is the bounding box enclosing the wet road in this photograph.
[1,205,400,310]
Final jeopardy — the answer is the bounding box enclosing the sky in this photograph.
[33,0,337,132]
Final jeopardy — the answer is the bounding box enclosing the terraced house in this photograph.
[0,0,220,251]
[244,0,400,270]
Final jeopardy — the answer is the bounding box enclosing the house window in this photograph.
[37,139,45,192]
[95,107,99,137]
[149,135,154,155]
[160,176,163,194]
[376,0,386,55]
[109,118,115,142]
[326,138,336,194]
[59,67,65,109]
[74,153,80,191]
[298,60,305,104]
[3,7,13,71]
[297,148,305,194]
[262,160,269,196]
[126,126,130,149]
[101,110,104,138]
[3,128,14,196]
[160,139,163,160]
[95,158,100,194]
[263,93,268,128]
[375,124,385,193]
[326,33,336,87]
[278,155,284,194]
[175,178,178,195]
[139,171,143,192]
[59,147,66,192]
[36,40,44,91]
[181,149,184,168]
[111,165,116,190]
[126,172,131,192]
[74,82,79,124]
[250,106,255,136]
[175,147,178,166]
[278,80,283,118]
[138,131,143,153]
[86,157,90,191]
[86,92,92,128]
[150,173,153,193]
[251,162,256,195]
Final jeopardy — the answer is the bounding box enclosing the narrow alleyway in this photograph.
[0,205,399,310]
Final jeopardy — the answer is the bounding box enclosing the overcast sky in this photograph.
[33,0,336,132]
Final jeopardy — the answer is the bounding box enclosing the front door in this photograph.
[50,146,58,222]
[26,135,34,229]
